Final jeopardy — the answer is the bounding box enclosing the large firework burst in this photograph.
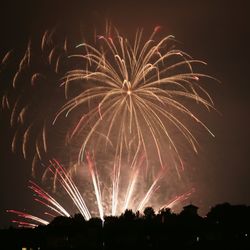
[53,25,215,215]
[2,24,215,224]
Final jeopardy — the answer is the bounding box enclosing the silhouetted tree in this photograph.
[49,216,72,228]
[143,207,155,219]
[73,213,85,223]
[121,209,136,221]
[158,207,172,223]
[2,203,250,249]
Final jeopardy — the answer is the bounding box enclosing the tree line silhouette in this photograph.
[1,202,250,249]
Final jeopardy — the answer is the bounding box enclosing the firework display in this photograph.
[1,24,215,227]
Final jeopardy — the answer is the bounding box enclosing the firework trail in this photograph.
[29,180,70,218]
[47,159,91,220]
[6,210,49,228]
[7,158,192,227]
[7,159,90,228]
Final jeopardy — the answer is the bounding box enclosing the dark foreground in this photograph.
[1,203,250,250]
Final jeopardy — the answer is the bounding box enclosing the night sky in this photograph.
[0,0,250,228]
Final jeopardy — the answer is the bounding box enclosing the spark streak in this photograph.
[7,210,49,228]
[48,159,91,220]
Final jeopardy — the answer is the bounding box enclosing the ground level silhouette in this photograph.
[1,202,250,249]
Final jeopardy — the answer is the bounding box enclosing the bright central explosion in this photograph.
[4,24,215,227]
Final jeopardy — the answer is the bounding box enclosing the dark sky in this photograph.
[0,0,250,228]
